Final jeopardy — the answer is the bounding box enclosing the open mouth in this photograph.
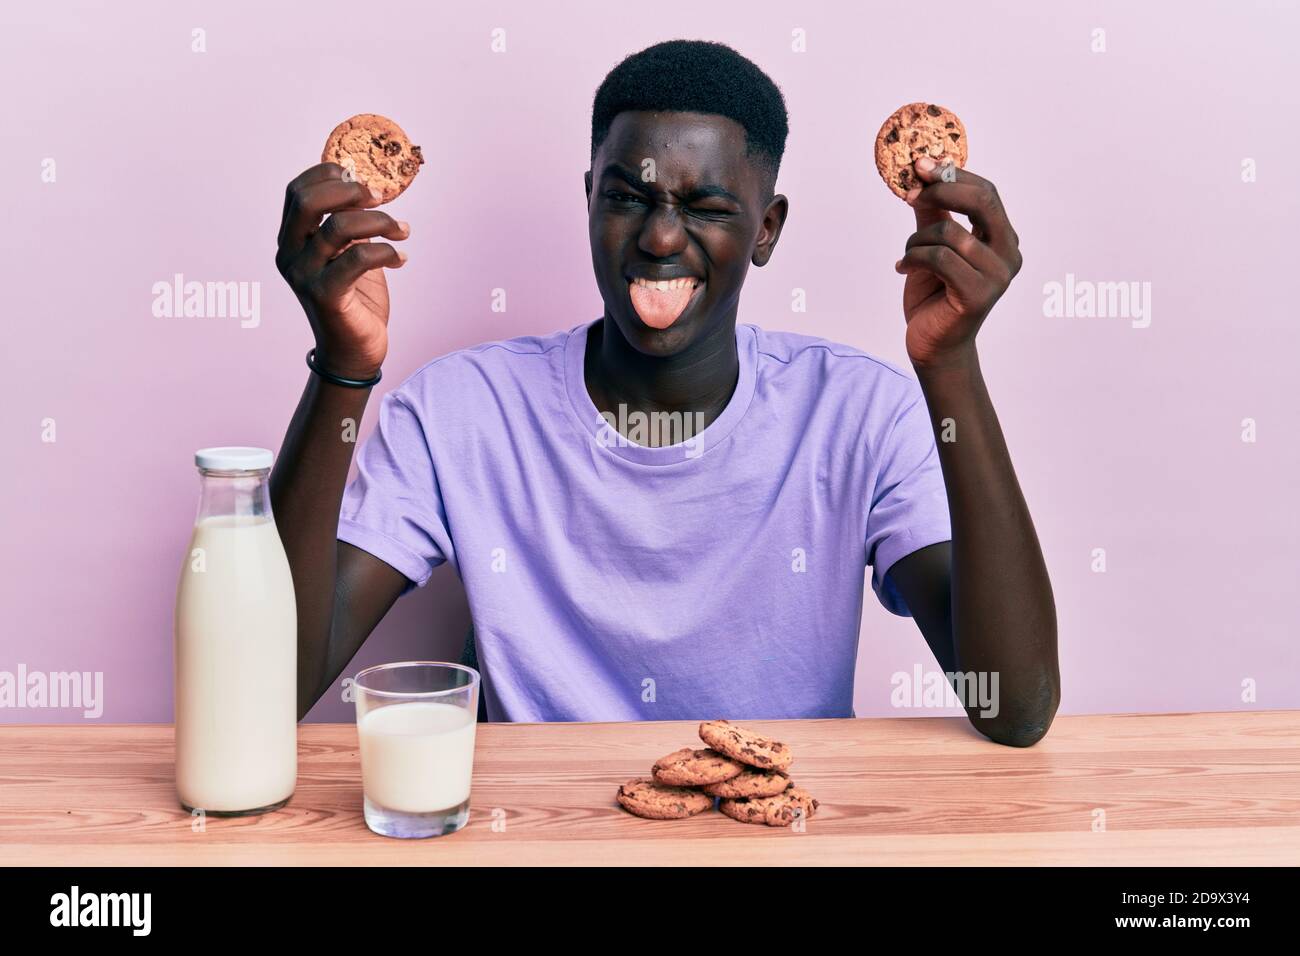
[627,276,705,330]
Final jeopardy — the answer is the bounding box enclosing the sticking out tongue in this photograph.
[629,281,696,330]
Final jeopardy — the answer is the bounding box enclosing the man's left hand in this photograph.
[895,157,1022,370]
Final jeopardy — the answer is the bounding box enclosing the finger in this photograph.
[279,166,342,263]
[280,164,360,246]
[904,181,952,230]
[317,242,406,299]
[904,167,1013,252]
[894,243,982,292]
[286,162,351,196]
[909,181,1015,253]
[907,167,1017,255]
[904,156,959,229]
[904,219,1006,279]
[278,177,385,261]
[302,211,410,270]
[911,157,995,192]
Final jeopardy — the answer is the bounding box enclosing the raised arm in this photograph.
[268,163,413,719]
[886,157,1059,747]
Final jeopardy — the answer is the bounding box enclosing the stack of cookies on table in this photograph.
[616,719,819,828]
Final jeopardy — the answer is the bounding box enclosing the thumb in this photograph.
[907,156,952,230]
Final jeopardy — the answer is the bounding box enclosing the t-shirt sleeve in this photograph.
[865,387,952,616]
[337,391,452,593]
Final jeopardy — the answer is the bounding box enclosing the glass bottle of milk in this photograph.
[174,447,298,815]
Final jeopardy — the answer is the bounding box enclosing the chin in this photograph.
[613,312,697,357]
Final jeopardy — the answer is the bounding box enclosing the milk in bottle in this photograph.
[174,447,297,814]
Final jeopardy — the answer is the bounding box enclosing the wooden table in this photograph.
[3,712,1298,865]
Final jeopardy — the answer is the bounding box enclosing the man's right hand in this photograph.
[275,163,410,380]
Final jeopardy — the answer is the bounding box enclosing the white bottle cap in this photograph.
[194,447,274,471]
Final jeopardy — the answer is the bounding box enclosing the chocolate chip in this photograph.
[945,121,955,129]
[398,159,420,176]
[370,137,383,148]
[926,104,942,116]
[950,133,960,142]
[383,141,402,156]
[885,127,899,144]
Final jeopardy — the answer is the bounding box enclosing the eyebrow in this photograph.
[600,163,741,204]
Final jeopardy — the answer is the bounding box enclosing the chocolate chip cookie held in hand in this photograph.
[274,119,421,385]
[874,102,968,199]
[887,118,1023,371]
[322,114,425,204]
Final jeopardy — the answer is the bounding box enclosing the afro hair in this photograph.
[590,40,789,184]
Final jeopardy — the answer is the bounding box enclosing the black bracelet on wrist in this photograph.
[306,348,382,389]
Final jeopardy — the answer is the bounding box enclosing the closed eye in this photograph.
[687,204,734,220]
[604,190,735,220]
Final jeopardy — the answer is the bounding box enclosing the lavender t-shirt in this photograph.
[338,319,951,721]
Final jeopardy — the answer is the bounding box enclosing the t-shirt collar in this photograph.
[563,317,758,465]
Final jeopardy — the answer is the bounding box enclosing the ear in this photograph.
[584,169,593,207]
[752,194,789,267]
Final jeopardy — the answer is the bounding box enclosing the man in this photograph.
[271,40,1058,744]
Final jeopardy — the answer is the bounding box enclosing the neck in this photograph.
[585,314,740,437]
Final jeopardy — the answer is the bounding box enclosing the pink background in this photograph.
[2,1,1296,723]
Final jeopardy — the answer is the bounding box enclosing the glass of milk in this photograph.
[354,661,481,838]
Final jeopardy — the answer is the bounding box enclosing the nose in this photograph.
[637,203,689,260]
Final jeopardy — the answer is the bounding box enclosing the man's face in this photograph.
[585,111,787,357]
